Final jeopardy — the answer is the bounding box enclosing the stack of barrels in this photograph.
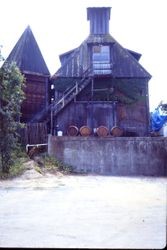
[67,125,124,137]
[67,125,92,136]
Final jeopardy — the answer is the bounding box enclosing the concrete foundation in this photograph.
[48,135,167,176]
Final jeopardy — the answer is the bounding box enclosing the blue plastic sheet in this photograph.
[151,108,167,131]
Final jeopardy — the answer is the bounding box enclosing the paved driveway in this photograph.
[0,174,166,248]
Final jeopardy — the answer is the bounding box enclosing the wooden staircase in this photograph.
[30,68,92,123]
[52,76,91,117]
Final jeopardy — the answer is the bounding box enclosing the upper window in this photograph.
[92,45,112,75]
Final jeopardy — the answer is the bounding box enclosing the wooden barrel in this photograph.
[96,126,109,137]
[80,126,92,136]
[111,126,123,137]
[67,125,79,136]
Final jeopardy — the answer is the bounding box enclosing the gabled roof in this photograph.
[52,34,151,79]
[5,26,50,76]
[127,49,141,61]
[52,6,151,80]
[59,48,76,65]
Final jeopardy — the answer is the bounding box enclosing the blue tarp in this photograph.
[151,108,167,132]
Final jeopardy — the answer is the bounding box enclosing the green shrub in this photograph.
[43,154,73,174]
[0,154,28,179]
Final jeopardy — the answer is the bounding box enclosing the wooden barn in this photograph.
[5,26,50,123]
[4,7,152,139]
[50,7,152,137]
[4,26,50,144]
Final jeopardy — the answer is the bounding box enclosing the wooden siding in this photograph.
[54,102,114,135]
[87,7,111,35]
[117,102,149,136]
[20,73,49,123]
[112,43,151,78]
[52,34,151,79]
[19,122,48,145]
[52,77,149,136]
[53,99,149,136]
[50,6,151,137]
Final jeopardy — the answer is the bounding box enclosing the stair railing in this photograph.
[30,67,92,125]
[52,66,92,112]
[50,66,92,134]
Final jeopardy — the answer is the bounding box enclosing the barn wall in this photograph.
[54,101,114,135]
[53,77,149,136]
[19,122,48,145]
[55,36,151,79]
[54,100,149,136]
[21,73,49,122]
[117,101,149,136]
[48,136,167,177]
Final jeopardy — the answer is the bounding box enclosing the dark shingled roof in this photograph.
[5,26,50,75]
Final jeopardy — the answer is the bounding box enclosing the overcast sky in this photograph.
[0,0,166,111]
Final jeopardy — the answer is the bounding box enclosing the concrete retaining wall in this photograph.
[48,135,167,176]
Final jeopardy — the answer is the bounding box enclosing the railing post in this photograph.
[50,104,53,135]
[76,82,78,94]
[52,67,92,117]
[62,97,65,107]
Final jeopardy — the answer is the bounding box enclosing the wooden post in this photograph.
[50,105,53,135]
[62,97,65,107]
[91,78,94,101]
[113,101,117,127]
[91,78,94,130]
[76,81,78,94]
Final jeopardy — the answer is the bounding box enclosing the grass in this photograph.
[42,154,74,174]
[0,151,74,180]
[0,156,29,179]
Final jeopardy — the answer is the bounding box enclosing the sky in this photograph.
[0,0,166,111]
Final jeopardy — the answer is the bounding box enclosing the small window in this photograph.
[92,45,112,75]
[51,84,55,89]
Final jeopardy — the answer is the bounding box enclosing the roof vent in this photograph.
[87,7,111,35]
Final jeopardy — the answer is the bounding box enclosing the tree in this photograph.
[0,48,25,173]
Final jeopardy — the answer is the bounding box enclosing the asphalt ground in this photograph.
[0,174,166,249]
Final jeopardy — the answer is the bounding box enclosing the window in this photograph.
[51,84,55,89]
[92,45,112,75]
